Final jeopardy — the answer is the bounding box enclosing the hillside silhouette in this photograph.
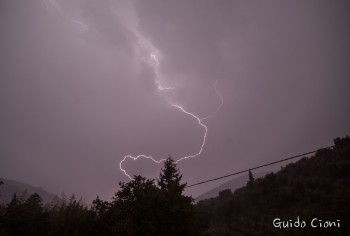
[0,179,58,204]
[195,172,268,202]
[195,136,350,235]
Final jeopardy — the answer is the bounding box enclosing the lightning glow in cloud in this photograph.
[43,0,223,180]
[44,0,89,33]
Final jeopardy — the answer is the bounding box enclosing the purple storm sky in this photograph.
[1,0,350,201]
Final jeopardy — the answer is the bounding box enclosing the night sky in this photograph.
[1,0,350,202]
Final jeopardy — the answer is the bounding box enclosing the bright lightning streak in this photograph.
[172,105,208,163]
[120,155,167,180]
[119,104,208,180]
[119,82,223,180]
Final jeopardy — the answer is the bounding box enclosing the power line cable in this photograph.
[186,145,335,188]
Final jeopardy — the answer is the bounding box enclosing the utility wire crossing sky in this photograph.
[186,145,335,188]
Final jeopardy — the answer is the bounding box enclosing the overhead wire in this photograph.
[186,145,335,188]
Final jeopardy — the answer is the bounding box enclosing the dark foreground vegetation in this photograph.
[196,136,350,235]
[0,159,198,236]
[0,136,349,235]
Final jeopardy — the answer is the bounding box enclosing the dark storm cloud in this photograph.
[1,0,349,200]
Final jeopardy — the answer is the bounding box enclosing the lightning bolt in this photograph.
[120,155,167,180]
[119,80,223,180]
[119,103,208,180]
[42,0,223,180]
[118,13,225,179]
[171,105,208,163]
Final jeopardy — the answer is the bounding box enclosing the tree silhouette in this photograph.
[157,157,198,236]
[22,193,47,236]
[110,175,163,236]
[3,193,23,236]
[248,169,255,182]
[158,157,186,193]
[0,178,3,198]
